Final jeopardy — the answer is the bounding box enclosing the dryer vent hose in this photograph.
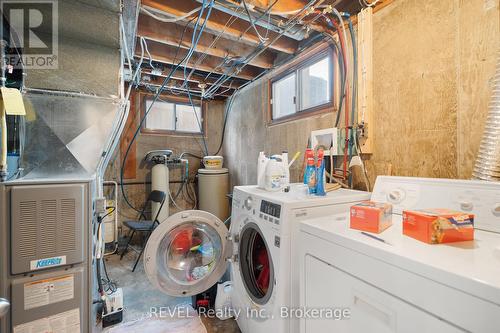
[473,49,500,181]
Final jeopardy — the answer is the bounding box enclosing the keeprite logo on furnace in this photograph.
[1,0,58,69]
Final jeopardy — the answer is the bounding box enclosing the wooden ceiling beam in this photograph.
[141,67,244,90]
[138,13,277,69]
[228,0,308,14]
[140,75,234,98]
[193,0,306,40]
[135,38,263,80]
[141,0,299,54]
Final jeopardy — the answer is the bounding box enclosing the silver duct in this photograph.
[17,89,124,181]
[473,50,500,181]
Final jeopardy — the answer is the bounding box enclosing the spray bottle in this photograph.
[305,155,316,195]
[315,149,326,196]
[303,149,313,185]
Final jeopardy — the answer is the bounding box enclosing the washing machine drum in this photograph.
[144,210,231,297]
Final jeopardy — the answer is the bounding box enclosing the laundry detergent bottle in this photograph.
[257,152,268,189]
[265,157,285,192]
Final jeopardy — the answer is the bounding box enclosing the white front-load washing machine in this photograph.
[143,183,369,333]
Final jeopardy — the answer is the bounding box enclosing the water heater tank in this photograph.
[198,168,230,221]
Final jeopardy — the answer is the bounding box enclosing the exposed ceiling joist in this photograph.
[130,0,391,99]
[232,0,308,14]
[141,75,234,97]
[141,67,244,91]
[193,0,306,40]
[141,0,299,54]
[137,13,276,69]
[135,38,263,80]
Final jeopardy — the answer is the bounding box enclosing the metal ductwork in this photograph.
[473,50,500,181]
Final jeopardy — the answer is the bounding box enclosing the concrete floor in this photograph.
[105,250,241,332]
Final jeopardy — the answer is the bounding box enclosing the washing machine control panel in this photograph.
[257,200,282,226]
[260,200,281,218]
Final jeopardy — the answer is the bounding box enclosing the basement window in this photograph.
[142,97,204,134]
[270,50,333,123]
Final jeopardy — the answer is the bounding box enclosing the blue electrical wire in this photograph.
[119,0,213,213]
[184,0,215,156]
[183,1,214,81]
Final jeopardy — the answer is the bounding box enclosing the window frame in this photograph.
[139,93,206,136]
[268,46,335,125]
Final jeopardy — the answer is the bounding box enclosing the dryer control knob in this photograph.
[244,196,253,210]
[387,189,405,204]
[460,201,474,211]
[493,203,500,217]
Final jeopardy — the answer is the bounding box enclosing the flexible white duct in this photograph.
[473,50,500,181]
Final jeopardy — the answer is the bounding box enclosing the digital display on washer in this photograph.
[260,200,281,218]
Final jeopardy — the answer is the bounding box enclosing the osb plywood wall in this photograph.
[223,0,500,188]
[368,0,500,183]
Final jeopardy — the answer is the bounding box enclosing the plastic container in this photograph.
[203,156,224,169]
[257,152,267,189]
[214,281,233,320]
[303,149,314,184]
[265,157,285,192]
[315,150,326,196]
[305,157,316,194]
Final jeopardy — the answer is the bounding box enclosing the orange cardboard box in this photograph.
[402,209,474,244]
[350,201,392,234]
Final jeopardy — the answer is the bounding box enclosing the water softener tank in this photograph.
[145,150,172,223]
[152,163,169,222]
[198,168,230,221]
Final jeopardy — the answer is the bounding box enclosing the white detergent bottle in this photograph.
[257,152,268,189]
[265,157,285,191]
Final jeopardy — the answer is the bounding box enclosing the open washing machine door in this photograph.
[144,210,232,297]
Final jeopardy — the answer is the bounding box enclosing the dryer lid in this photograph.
[144,210,231,297]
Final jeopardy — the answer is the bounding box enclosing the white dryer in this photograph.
[144,183,369,333]
[299,176,500,333]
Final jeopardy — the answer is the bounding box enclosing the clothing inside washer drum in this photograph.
[251,232,270,294]
[165,222,221,283]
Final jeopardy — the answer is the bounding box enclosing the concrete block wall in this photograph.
[106,94,225,225]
